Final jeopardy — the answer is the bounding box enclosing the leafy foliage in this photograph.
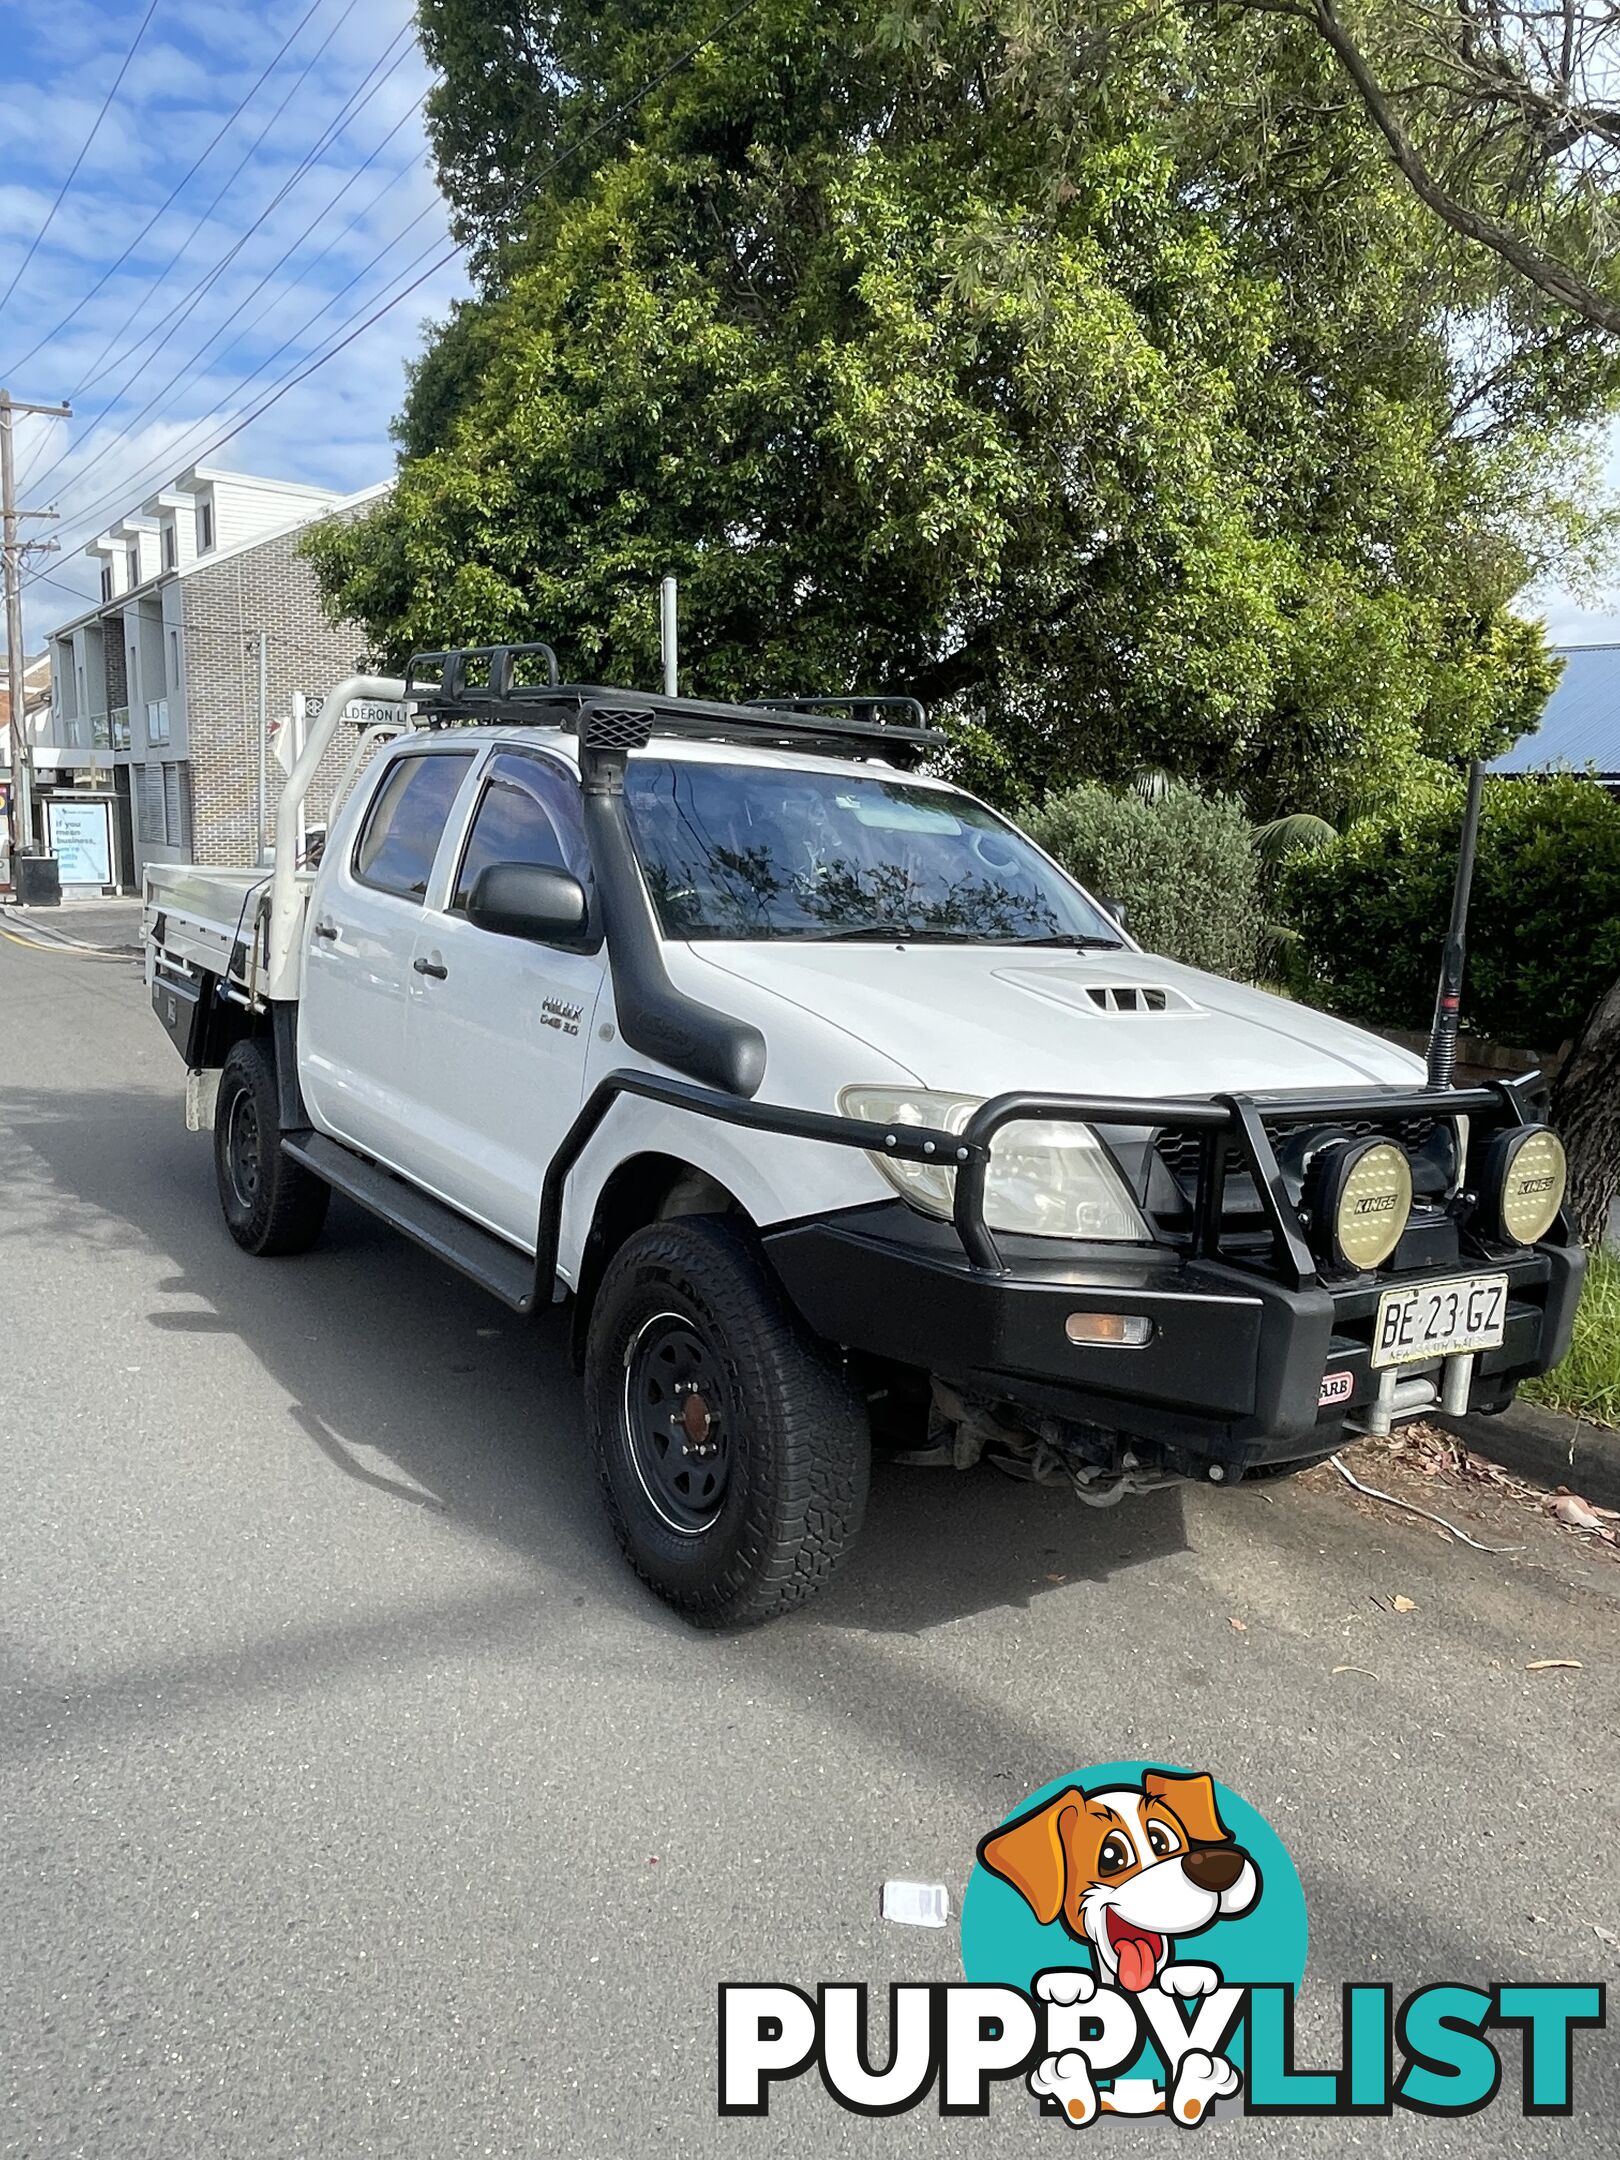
[1280,773,1620,1043]
[305,0,1613,816]
[1218,2,1620,339]
[1021,779,1265,978]
[1523,1249,1620,1427]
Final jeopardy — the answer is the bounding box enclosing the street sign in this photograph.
[295,691,402,728]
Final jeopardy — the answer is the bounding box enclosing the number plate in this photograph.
[1371,1273,1508,1370]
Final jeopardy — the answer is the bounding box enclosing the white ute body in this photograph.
[147,716,1423,1285]
[141,668,1579,1621]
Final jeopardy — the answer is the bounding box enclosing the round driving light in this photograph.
[1484,1125,1567,1245]
[1308,1137,1413,1271]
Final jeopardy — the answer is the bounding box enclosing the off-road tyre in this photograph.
[214,1038,330,1257]
[585,1216,869,1626]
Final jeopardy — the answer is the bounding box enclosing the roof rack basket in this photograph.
[399,648,945,767]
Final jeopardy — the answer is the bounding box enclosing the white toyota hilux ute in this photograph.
[144,648,1583,1624]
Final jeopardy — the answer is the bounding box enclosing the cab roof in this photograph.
[418,721,958,790]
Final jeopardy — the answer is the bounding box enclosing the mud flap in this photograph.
[185,1068,221,1132]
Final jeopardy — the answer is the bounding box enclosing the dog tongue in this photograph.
[1115,1932,1158,1993]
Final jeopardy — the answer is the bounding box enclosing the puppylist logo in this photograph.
[719,1761,1605,2123]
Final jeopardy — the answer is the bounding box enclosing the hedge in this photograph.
[1280,773,1620,1045]
[1021,780,1264,980]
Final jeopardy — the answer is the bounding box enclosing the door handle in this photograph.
[413,956,449,980]
[312,918,339,941]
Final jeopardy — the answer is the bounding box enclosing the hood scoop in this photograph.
[989,963,1208,1023]
[1082,983,1197,1015]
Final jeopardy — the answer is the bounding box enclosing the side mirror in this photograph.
[467,861,591,947]
[1099,894,1129,933]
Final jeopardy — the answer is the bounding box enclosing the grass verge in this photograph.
[1523,1247,1620,1429]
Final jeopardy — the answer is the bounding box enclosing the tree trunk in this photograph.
[1551,972,1620,1248]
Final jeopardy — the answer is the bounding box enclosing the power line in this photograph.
[31,80,430,517]
[26,0,770,591]
[27,198,439,558]
[63,0,375,408]
[24,23,414,509]
[28,231,458,565]
[1,0,329,381]
[70,22,409,427]
[196,118,437,386]
[14,564,94,606]
[0,0,162,319]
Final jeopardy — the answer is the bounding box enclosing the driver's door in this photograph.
[403,748,605,1249]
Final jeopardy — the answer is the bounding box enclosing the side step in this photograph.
[282,1131,539,1313]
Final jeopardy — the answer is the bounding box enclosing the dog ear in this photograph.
[977,1791,1081,1925]
[1143,1769,1231,1847]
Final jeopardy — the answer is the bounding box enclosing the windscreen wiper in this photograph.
[819,923,977,942]
[1013,933,1125,950]
[818,926,1125,946]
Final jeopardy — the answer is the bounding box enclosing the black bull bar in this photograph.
[530,1070,1558,1304]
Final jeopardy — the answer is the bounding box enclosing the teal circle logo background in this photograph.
[960,1762,1308,1995]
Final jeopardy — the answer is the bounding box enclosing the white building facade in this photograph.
[45,467,384,886]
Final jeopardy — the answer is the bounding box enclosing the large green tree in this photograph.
[306,0,1615,818]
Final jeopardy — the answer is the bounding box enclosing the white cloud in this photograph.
[3,1,463,657]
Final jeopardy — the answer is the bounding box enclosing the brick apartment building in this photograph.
[44,467,386,886]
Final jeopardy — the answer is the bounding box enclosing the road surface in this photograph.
[1,928,1615,2157]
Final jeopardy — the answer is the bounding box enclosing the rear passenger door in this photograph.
[403,749,606,1249]
[298,744,477,1167]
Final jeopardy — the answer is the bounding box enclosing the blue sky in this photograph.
[0,0,465,649]
[1,0,1616,660]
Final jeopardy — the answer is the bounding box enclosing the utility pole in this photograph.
[255,631,269,865]
[660,575,678,696]
[1,389,72,865]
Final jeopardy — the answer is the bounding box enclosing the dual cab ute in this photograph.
[144,647,1584,1624]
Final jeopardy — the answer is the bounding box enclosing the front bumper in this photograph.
[764,1201,1586,1472]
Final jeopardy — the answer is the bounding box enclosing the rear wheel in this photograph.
[585,1216,869,1626]
[214,1039,329,1256]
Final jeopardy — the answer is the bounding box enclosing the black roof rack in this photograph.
[401,649,944,767]
[406,643,561,706]
[754,693,930,730]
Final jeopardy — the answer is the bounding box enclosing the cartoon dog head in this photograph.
[977,1770,1259,1993]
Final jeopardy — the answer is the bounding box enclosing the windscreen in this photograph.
[622,761,1121,945]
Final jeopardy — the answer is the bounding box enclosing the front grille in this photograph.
[1152,1114,1439,1194]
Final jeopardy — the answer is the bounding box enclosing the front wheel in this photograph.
[585,1217,869,1626]
[214,1038,330,1256]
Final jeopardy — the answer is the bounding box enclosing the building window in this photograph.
[163,523,177,570]
[162,762,191,849]
[126,546,140,589]
[137,763,166,844]
[100,563,113,602]
[196,499,214,553]
[167,628,180,703]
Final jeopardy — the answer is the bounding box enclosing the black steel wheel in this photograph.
[622,1310,735,1534]
[586,1216,869,1626]
[214,1039,330,1256]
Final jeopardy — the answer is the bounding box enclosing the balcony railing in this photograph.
[145,698,169,747]
[89,712,112,750]
[110,705,131,751]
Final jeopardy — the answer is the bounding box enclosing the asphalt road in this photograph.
[2,931,1617,2159]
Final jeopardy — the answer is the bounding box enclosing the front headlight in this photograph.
[838,1088,1150,1241]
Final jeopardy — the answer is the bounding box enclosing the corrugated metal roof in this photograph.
[1492,644,1620,777]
